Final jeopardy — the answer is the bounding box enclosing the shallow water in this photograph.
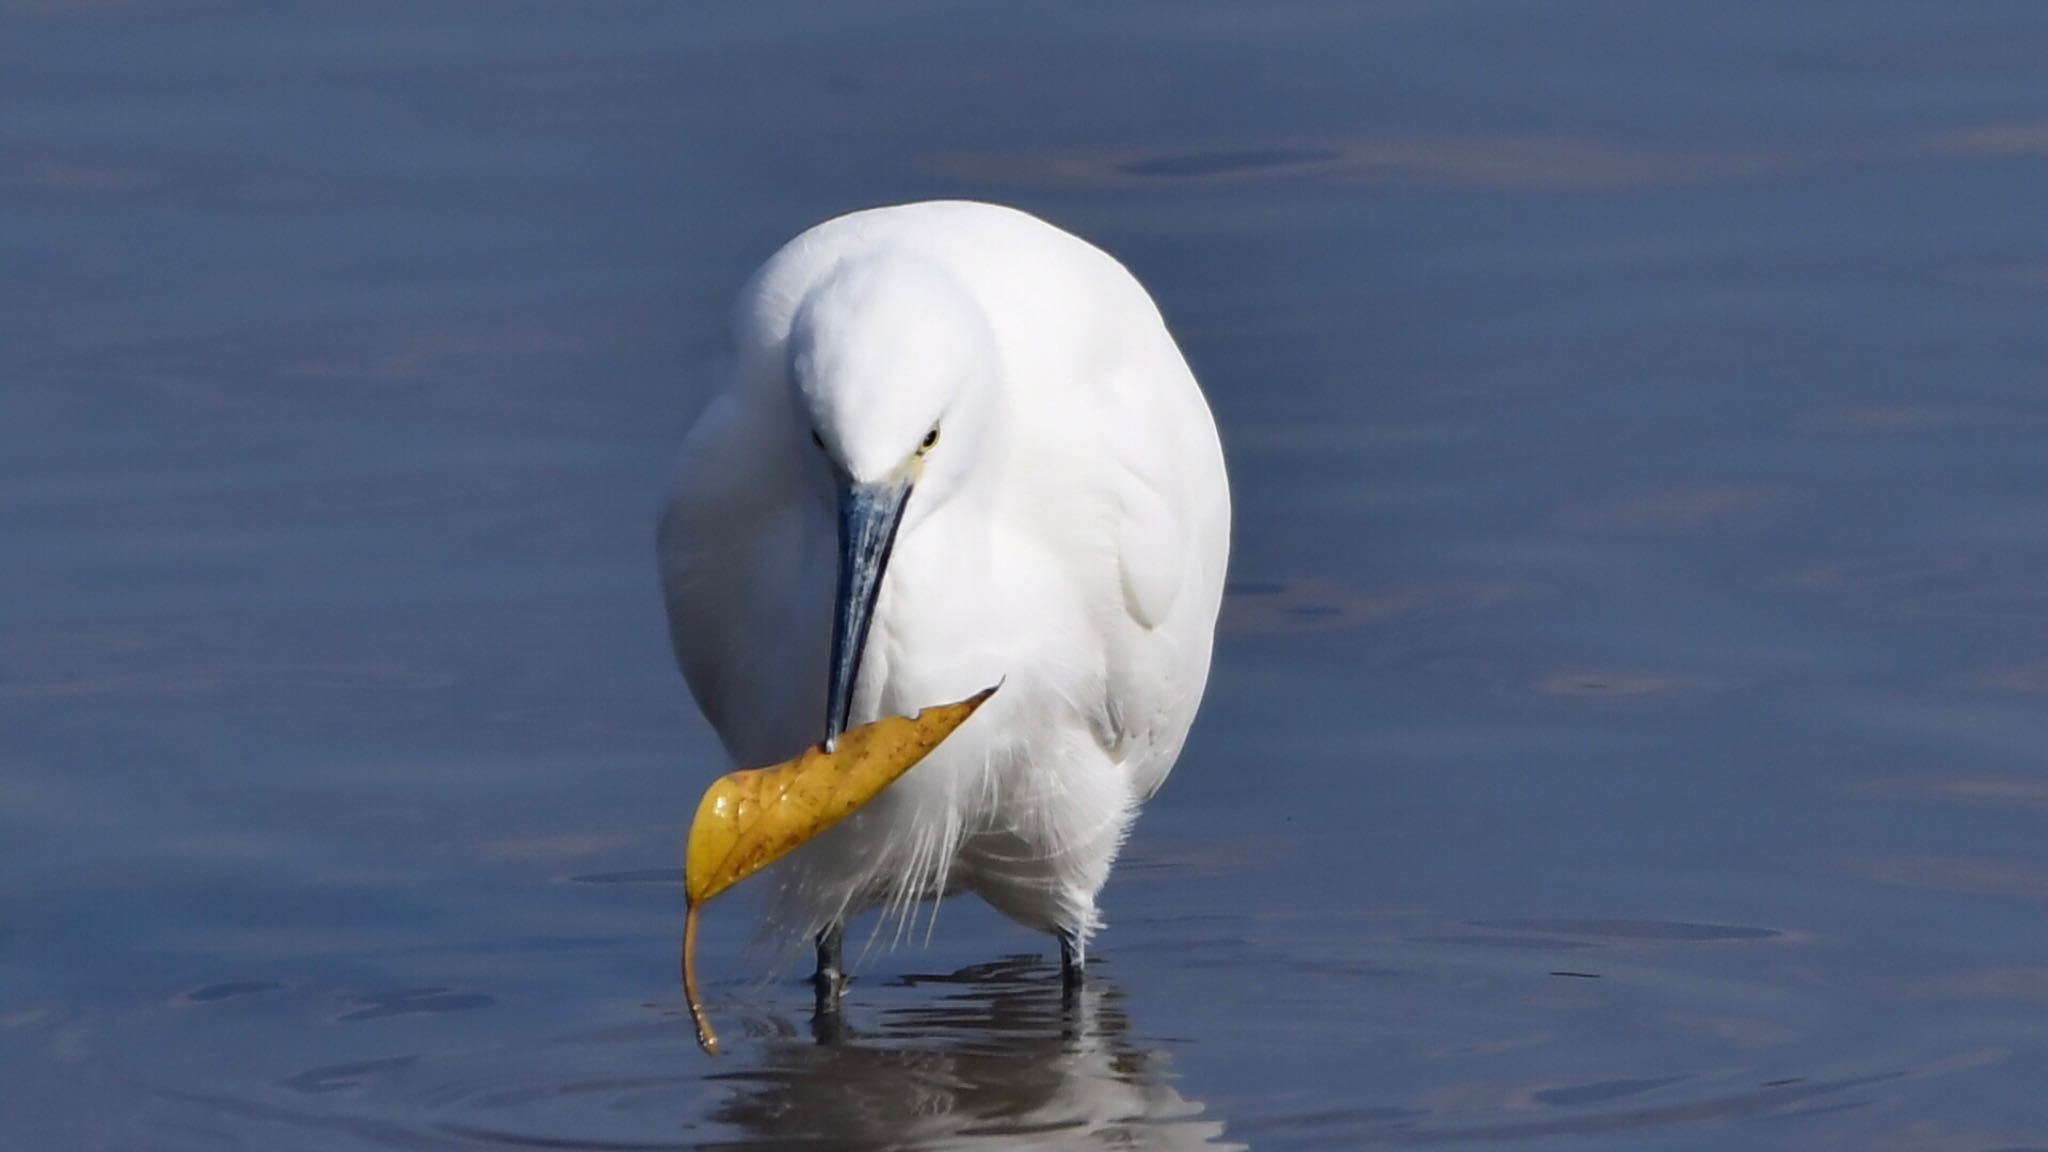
[8,2,2048,1148]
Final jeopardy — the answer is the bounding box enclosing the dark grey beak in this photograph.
[825,476,912,750]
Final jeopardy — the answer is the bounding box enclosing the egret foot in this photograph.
[812,925,849,1005]
[809,999,847,1046]
[1058,929,1085,994]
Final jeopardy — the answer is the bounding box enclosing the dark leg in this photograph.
[809,997,847,1046]
[812,924,848,1004]
[1058,929,1084,993]
[808,924,849,1045]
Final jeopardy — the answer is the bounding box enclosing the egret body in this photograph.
[658,200,1229,990]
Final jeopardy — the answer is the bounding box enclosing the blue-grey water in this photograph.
[8,3,2048,1148]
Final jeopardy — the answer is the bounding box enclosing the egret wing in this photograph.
[1098,354,1230,800]
[658,382,830,769]
[1112,407,1188,630]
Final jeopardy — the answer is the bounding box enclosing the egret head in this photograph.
[787,254,998,749]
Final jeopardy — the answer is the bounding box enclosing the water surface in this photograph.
[7,3,2048,1148]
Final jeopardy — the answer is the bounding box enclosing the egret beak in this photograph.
[826,474,913,750]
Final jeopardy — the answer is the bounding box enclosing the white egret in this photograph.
[658,200,1230,996]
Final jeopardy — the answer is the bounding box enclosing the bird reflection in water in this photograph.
[703,956,1242,1150]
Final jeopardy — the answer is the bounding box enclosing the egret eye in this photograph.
[919,427,940,454]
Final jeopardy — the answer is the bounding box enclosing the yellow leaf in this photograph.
[681,685,997,1054]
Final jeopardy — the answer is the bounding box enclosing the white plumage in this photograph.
[658,200,1229,972]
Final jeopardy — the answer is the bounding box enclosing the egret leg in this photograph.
[809,999,847,1046]
[1057,929,1085,993]
[812,925,848,1004]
